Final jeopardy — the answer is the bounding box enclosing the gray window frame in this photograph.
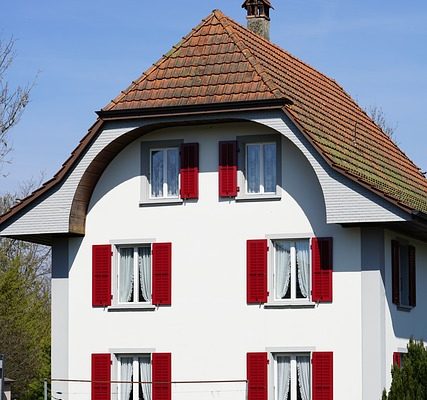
[236,134,282,201]
[140,139,183,205]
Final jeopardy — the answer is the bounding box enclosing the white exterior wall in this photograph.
[383,231,427,389]
[54,122,367,400]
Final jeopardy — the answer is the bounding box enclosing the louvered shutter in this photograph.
[152,243,172,305]
[152,353,171,400]
[247,240,268,304]
[91,354,111,400]
[408,245,416,307]
[391,240,400,305]
[92,245,112,307]
[219,141,238,197]
[312,352,333,400]
[180,143,199,199]
[393,352,401,368]
[247,352,268,400]
[312,238,333,302]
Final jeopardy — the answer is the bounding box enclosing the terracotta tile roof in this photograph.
[104,10,427,214]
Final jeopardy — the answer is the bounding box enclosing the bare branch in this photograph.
[0,37,33,167]
[366,105,398,141]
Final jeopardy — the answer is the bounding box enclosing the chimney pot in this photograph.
[242,0,273,40]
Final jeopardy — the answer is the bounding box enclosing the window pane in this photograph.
[276,356,291,400]
[139,356,151,400]
[247,144,260,193]
[120,357,134,400]
[263,143,276,193]
[295,240,310,299]
[119,248,134,303]
[275,241,291,299]
[296,356,310,400]
[167,149,179,197]
[151,150,164,197]
[138,247,151,303]
[400,245,409,305]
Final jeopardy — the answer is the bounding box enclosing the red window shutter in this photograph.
[408,245,416,307]
[152,243,172,306]
[247,352,268,400]
[312,352,333,400]
[392,352,401,368]
[152,353,171,400]
[92,245,112,307]
[180,143,199,199]
[91,354,111,400]
[247,240,268,304]
[391,240,400,305]
[312,237,333,303]
[219,141,238,197]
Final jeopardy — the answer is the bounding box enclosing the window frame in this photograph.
[392,239,416,310]
[110,239,157,311]
[270,351,312,400]
[266,235,314,307]
[237,134,282,201]
[149,147,180,200]
[141,140,184,205]
[113,352,153,400]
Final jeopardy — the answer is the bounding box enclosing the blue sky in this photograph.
[1,0,426,193]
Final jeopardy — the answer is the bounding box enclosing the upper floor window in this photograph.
[118,355,151,400]
[237,135,281,200]
[150,148,179,199]
[141,140,198,204]
[246,237,333,305]
[273,239,310,301]
[118,246,151,304]
[246,142,276,194]
[392,240,416,308]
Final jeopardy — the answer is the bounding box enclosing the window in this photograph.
[92,243,172,308]
[237,135,281,200]
[391,240,416,308]
[246,142,276,194]
[118,355,151,400]
[150,148,179,199]
[141,140,199,204]
[118,246,152,304]
[273,353,311,400]
[246,351,333,400]
[273,240,310,302]
[246,237,332,305]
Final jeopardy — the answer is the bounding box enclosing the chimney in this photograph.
[242,0,273,40]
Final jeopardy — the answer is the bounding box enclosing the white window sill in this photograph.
[140,198,183,207]
[236,194,281,202]
[264,301,316,309]
[108,304,156,312]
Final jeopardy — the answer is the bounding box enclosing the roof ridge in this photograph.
[103,12,219,111]
[215,12,284,100]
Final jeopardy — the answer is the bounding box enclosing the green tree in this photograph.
[0,186,51,399]
[382,339,427,399]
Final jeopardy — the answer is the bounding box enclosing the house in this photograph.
[1,1,426,399]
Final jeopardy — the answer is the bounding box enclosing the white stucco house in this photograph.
[1,2,426,400]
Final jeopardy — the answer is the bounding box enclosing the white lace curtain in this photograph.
[120,357,133,400]
[296,240,310,298]
[140,356,152,400]
[138,247,152,302]
[297,356,310,400]
[275,241,291,299]
[277,356,291,400]
[119,248,134,302]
